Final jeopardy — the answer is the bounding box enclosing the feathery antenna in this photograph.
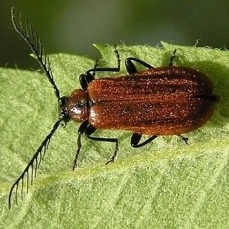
[9,7,65,208]
[11,7,61,100]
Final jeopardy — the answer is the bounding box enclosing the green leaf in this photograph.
[1,43,229,228]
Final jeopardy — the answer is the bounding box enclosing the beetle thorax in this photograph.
[66,89,88,122]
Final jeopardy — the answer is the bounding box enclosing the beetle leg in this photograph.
[85,45,121,76]
[168,49,177,66]
[92,59,100,76]
[79,73,95,90]
[79,46,121,90]
[125,57,154,74]
[177,135,189,145]
[73,120,89,170]
[131,133,158,148]
[84,125,119,165]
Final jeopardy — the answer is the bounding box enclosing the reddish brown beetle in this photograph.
[9,8,219,208]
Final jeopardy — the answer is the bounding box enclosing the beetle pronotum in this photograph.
[8,8,219,208]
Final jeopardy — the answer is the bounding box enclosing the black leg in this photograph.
[79,45,121,90]
[168,49,177,66]
[73,120,89,170]
[86,45,121,76]
[79,73,95,90]
[125,57,154,74]
[79,57,100,90]
[131,133,158,148]
[79,59,101,90]
[178,135,189,145]
[73,122,119,169]
[92,59,100,77]
[84,125,119,165]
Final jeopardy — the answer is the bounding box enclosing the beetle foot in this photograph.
[105,157,115,165]
[178,135,189,145]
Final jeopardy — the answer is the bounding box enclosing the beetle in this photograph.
[8,7,219,208]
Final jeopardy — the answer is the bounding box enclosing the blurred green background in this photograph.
[1,0,229,69]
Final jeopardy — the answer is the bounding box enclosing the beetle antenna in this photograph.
[10,7,61,101]
[8,119,62,209]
